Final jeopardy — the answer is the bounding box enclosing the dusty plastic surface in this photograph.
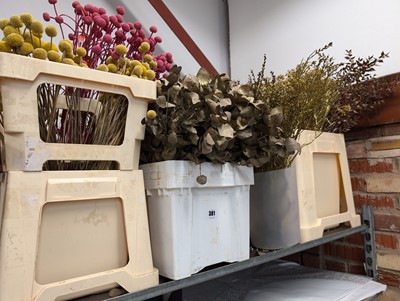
[0,170,158,301]
[293,130,361,243]
[141,161,254,280]
[0,52,155,171]
[250,166,301,249]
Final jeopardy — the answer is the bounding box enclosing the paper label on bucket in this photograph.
[208,209,216,219]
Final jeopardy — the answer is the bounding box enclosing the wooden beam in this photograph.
[149,0,219,77]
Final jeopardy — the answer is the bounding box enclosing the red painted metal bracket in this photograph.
[149,0,219,77]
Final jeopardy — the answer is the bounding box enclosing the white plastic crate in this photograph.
[293,130,361,243]
[0,52,155,171]
[0,170,158,301]
[140,160,254,280]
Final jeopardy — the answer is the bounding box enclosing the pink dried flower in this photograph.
[166,52,173,63]
[115,29,125,39]
[100,14,109,23]
[103,34,112,44]
[93,16,106,28]
[48,0,57,4]
[116,6,125,15]
[43,12,51,22]
[83,16,92,25]
[109,15,120,28]
[111,51,119,61]
[116,14,123,23]
[121,23,130,32]
[92,44,102,55]
[44,1,173,79]
[55,16,64,24]
[84,4,93,12]
[75,5,84,15]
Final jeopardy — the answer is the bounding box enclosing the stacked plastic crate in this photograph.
[0,52,158,301]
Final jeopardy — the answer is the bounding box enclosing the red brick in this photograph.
[375,232,400,249]
[346,142,367,159]
[349,158,394,173]
[303,246,321,255]
[325,259,347,272]
[302,253,321,269]
[374,213,400,232]
[344,233,364,246]
[382,123,400,136]
[281,253,301,264]
[348,262,367,276]
[366,176,400,193]
[351,177,366,192]
[378,269,400,287]
[323,243,364,261]
[353,193,396,209]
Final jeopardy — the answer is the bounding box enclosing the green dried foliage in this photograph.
[140,66,299,167]
[250,43,397,171]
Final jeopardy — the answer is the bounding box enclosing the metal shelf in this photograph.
[108,205,375,301]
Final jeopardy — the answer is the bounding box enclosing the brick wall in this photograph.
[345,124,400,288]
[290,123,400,290]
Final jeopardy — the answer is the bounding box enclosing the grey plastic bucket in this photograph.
[250,166,300,250]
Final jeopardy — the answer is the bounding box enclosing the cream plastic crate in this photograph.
[140,160,254,280]
[0,169,158,301]
[293,130,361,243]
[0,52,155,171]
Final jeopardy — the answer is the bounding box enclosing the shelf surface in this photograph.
[108,224,368,301]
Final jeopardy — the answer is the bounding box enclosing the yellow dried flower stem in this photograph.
[9,15,23,28]
[20,13,33,28]
[64,50,74,59]
[139,41,150,53]
[147,110,157,119]
[24,32,40,49]
[73,55,81,64]
[129,60,141,71]
[3,25,19,37]
[149,60,157,69]
[0,19,10,30]
[143,54,153,63]
[43,41,58,52]
[0,41,11,53]
[132,65,143,77]
[58,40,72,52]
[62,58,76,65]
[47,50,61,62]
[76,47,86,57]
[32,48,47,60]
[45,25,57,38]
[6,33,24,48]
[107,63,118,73]
[105,56,114,65]
[115,44,127,56]
[146,70,156,81]
[20,42,34,55]
[31,20,44,35]
[96,64,109,72]
[142,62,150,70]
